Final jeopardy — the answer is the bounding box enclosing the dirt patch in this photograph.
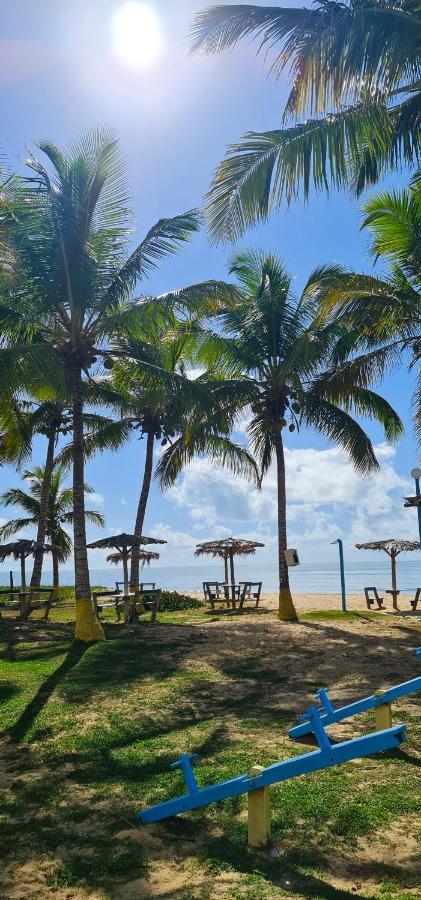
[1,610,420,899]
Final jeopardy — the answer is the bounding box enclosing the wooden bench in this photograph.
[125,589,161,625]
[115,581,156,592]
[92,590,128,621]
[0,587,55,621]
[203,582,230,609]
[364,587,386,610]
[410,588,421,611]
[93,589,161,625]
[238,582,263,608]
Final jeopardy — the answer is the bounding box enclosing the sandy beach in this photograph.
[191,590,420,616]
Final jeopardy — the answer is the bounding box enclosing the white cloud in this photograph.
[88,491,104,506]
[167,444,414,553]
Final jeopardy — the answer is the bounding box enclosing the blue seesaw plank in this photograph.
[138,723,406,824]
[289,648,421,741]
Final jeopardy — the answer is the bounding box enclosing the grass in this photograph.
[300,610,384,623]
[0,607,420,899]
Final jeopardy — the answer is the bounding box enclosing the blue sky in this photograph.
[0,0,418,579]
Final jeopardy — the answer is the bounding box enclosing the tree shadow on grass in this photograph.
[8,640,89,744]
[150,826,373,900]
[0,681,21,703]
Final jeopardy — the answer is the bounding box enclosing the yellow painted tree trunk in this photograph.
[75,598,105,641]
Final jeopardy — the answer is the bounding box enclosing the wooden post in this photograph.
[247,765,271,848]
[390,550,399,610]
[229,553,236,606]
[375,690,393,731]
[20,552,26,589]
[224,557,229,603]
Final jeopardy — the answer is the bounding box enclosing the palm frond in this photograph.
[362,182,421,280]
[83,510,105,528]
[205,105,390,241]
[302,393,379,474]
[156,430,260,489]
[0,518,34,539]
[191,3,421,116]
[101,210,201,309]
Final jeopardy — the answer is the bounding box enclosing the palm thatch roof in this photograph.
[355,539,421,554]
[87,533,167,552]
[106,549,160,566]
[195,537,264,560]
[0,539,53,561]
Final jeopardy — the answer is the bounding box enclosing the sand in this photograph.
[190,590,419,616]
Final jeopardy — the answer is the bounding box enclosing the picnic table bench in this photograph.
[365,586,421,612]
[0,587,56,621]
[364,587,386,610]
[92,588,161,625]
[203,581,263,610]
[238,581,262,608]
[114,581,156,593]
[407,588,421,611]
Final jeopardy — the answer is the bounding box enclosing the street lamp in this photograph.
[409,468,421,542]
[330,539,347,612]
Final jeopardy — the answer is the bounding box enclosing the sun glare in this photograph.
[111,2,164,70]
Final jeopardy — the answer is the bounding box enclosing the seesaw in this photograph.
[288,647,421,741]
[138,704,407,845]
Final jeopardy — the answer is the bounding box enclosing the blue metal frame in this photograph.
[288,648,421,741]
[138,706,406,825]
[330,539,346,611]
[415,477,421,543]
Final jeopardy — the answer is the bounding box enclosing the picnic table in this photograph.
[0,587,55,621]
[203,581,262,610]
[92,588,161,625]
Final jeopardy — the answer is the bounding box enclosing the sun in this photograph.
[111,2,164,70]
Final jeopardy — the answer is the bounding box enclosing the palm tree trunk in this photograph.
[52,549,60,599]
[20,552,26,590]
[30,427,57,589]
[274,429,298,622]
[130,430,155,591]
[71,361,104,641]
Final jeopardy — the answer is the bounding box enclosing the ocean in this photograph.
[2,557,421,594]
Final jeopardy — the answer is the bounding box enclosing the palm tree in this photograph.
[191,2,421,240]
[203,249,403,620]
[0,398,72,590]
[0,466,105,594]
[0,129,203,640]
[310,176,421,437]
[86,321,259,592]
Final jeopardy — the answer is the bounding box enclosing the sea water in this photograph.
[2,557,420,594]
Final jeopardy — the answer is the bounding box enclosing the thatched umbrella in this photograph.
[87,533,166,595]
[195,537,264,599]
[0,539,54,589]
[355,539,421,608]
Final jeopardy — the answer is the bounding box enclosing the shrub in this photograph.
[158,590,203,612]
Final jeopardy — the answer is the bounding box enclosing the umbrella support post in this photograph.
[288,649,420,740]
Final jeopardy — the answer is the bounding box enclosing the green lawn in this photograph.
[0,610,420,899]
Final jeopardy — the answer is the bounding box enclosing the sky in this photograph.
[0,0,418,581]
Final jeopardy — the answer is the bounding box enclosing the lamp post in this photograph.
[410,468,421,542]
[330,539,347,612]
